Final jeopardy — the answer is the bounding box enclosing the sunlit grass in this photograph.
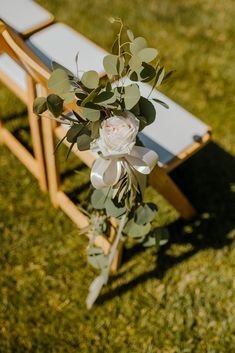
[0,0,234,352]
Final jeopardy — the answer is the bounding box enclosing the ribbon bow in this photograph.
[91,146,158,192]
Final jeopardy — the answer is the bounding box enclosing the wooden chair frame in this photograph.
[0,23,47,191]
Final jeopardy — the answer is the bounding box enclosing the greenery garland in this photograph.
[33,18,172,308]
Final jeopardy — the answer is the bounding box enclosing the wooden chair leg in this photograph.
[110,240,124,272]
[41,114,60,207]
[27,76,47,192]
[149,166,197,220]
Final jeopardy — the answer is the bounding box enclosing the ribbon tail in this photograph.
[91,157,122,189]
[125,146,158,174]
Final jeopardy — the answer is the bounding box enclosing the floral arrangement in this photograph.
[33,19,172,309]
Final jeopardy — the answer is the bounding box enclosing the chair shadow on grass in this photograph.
[97,141,235,304]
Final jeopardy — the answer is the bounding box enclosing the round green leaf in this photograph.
[129,55,142,71]
[33,97,47,114]
[124,84,141,110]
[48,69,70,94]
[81,70,99,89]
[62,92,75,103]
[77,134,92,151]
[130,37,147,55]
[105,198,126,217]
[47,94,64,117]
[124,218,151,239]
[66,124,83,143]
[103,54,119,75]
[79,107,100,121]
[91,189,109,209]
[134,203,157,225]
[137,48,158,63]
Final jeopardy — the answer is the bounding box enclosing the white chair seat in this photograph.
[0,0,53,35]
[137,82,209,165]
[0,53,27,91]
[27,23,107,75]
[0,53,42,100]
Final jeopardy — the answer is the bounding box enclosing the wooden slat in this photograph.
[0,127,39,178]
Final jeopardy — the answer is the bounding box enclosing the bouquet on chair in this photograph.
[33,18,172,308]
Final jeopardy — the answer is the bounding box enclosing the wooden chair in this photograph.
[0,21,113,261]
[0,23,47,191]
[25,22,211,221]
[0,0,54,37]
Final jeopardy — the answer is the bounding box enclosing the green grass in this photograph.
[0,0,235,352]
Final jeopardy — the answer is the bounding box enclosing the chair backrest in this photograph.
[0,20,50,86]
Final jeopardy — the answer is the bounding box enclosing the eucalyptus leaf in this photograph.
[130,37,147,55]
[155,67,165,87]
[33,97,47,114]
[162,70,175,83]
[66,124,83,143]
[139,96,156,125]
[47,94,64,117]
[77,133,92,151]
[124,218,151,239]
[103,54,119,75]
[75,92,87,100]
[134,203,158,225]
[129,55,142,71]
[87,247,108,270]
[91,188,110,209]
[140,63,156,82]
[152,98,169,109]
[129,70,139,81]
[124,84,141,110]
[81,70,99,89]
[127,29,134,41]
[52,61,74,78]
[81,87,101,107]
[138,48,158,63]
[48,69,70,95]
[62,92,75,104]
[79,107,100,121]
[94,91,115,104]
[91,120,101,139]
[136,115,148,131]
[105,198,126,217]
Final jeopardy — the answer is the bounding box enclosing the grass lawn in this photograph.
[0,0,235,352]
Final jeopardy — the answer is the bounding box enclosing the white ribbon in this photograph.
[91,146,158,191]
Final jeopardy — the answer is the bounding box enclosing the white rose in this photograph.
[91,111,139,157]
